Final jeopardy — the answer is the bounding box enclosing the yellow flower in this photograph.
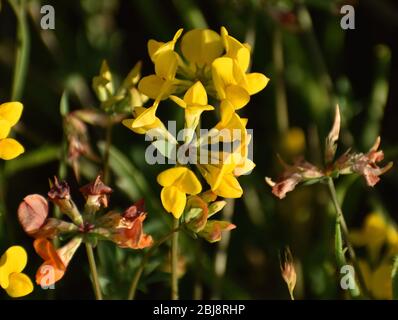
[280,127,306,156]
[211,56,269,110]
[122,106,177,143]
[210,27,269,110]
[196,111,253,198]
[148,28,183,62]
[0,102,24,160]
[350,212,398,262]
[220,26,251,73]
[180,29,223,70]
[170,81,214,142]
[0,246,33,298]
[139,29,183,101]
[157,167,202,218]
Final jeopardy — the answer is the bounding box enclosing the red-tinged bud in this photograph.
[335,136,393,187]
[198,220,236,243]
[48,177,83,226]
[80,175,113,212]
[266,157,324,199]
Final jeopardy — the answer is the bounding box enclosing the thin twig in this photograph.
[85,243,103,300]
[171,218,180,300]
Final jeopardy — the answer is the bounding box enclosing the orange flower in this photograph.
[34,237,82,287]
[112,200,153,249]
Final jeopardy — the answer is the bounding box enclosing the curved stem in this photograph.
[85,243,103,300]
[327,178,370,297]
[127,227,180,300]
[171,218,180,300]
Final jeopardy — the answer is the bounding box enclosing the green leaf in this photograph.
[4,145,60,177]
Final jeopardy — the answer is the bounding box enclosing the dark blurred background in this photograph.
[0,0,397,299]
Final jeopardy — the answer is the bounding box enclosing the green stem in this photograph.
[326,178,370,298]
[171,218,180,300]
[9,0,30,101]
[127,227,180,300]
[85,243,103,300]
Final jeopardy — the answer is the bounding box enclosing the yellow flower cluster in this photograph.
[123,27,269,219]
[0,102,24,160]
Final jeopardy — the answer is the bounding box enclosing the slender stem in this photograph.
[326,178,370,297]
[9,0,30,101]
[102,120,113,184]
[85,243,103,300]
[289,291,295,301]
[127,227,180,300]
[171,218,180,300]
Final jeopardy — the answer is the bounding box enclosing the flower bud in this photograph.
[48,177,83,226]
[80,175,113,212]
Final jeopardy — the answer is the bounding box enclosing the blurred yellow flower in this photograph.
[281,127,306,156]
[0,246,33,298]
[0,102,24,160]
[157,167,202,218]
[350,212,398,299]
[350,212,398,262]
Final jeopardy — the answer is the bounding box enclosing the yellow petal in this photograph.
[0,119,11,139]
[181,29,223,66]
[5,273,33,298]
[161,186,186,219]
[0,138,24,160]
[157,167,202,194]
[0,246,28,289]
[246,72,270,95]
[138,75,168,100]
[220,27,250,72]
[212,57,235,100]
[0,102,23,127]
[155,50,179,80]
[225,85,250,109]
[147,28,183,62]
[214,173,243,198]
[219,100,235,126]
[234,158,256,176]
[185,105,214,133]
[170,95,187,108]
[184,81,208,105]
[130,104,159,129]
[148,39,164,61]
